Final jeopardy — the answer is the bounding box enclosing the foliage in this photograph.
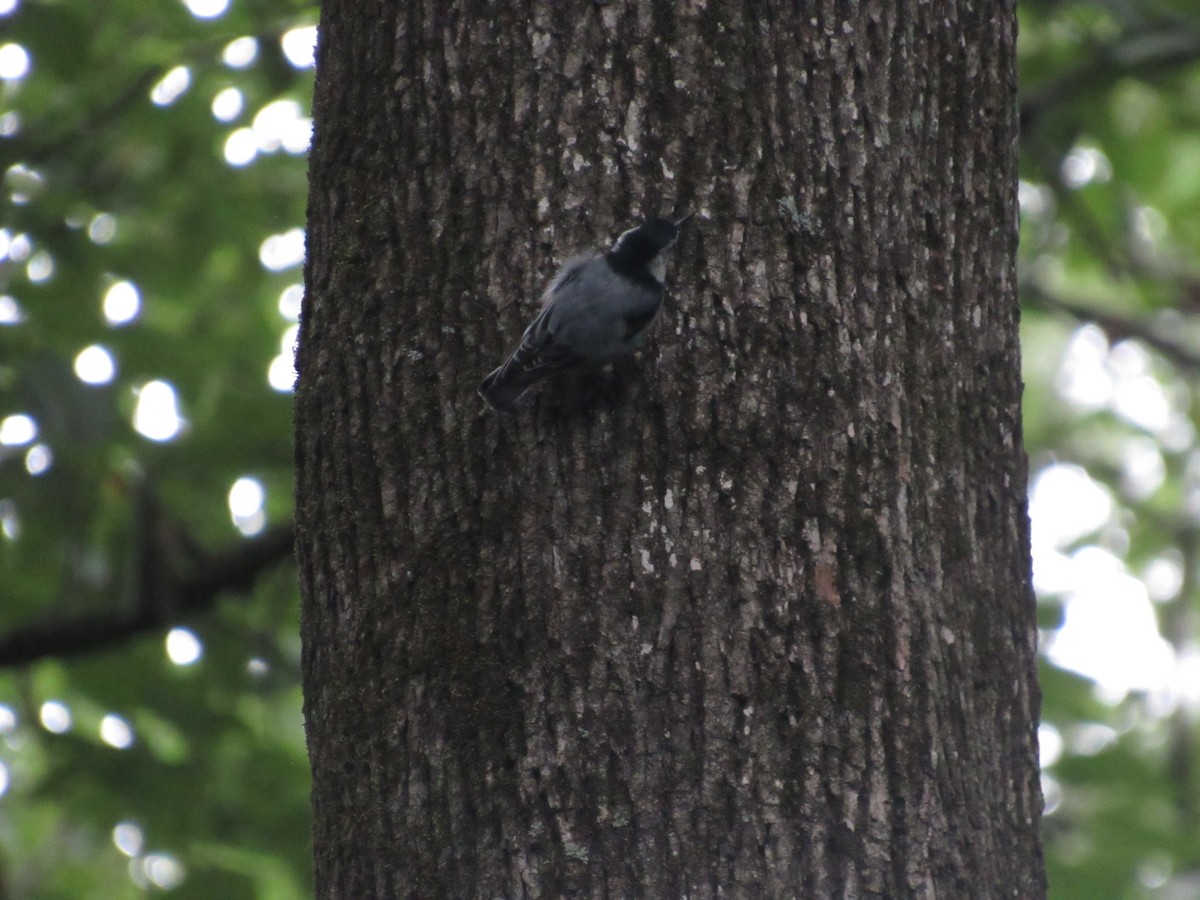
[1020,1,1200,897]
[0,0,314,896]
[1,0,1198,896]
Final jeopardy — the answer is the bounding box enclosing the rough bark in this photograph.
[296,2,1044,897]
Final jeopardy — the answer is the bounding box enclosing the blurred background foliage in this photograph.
[0,0,314,896]
[0,0,1198,897]
[1020,1,1200,897]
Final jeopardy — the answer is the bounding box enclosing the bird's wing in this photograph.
[484,266,595,392]
[498,302,583,383]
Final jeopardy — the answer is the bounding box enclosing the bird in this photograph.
[479,214,690,412]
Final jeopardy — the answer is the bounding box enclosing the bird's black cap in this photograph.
[608,216,689,272]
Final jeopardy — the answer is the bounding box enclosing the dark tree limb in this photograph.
[0,17,307,171]
[1026,285,1200,374]
[1021,28,1200,133]
[1,69,161,170]
[0,523,294,668]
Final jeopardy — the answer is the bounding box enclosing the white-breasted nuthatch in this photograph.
[479,214,690,412]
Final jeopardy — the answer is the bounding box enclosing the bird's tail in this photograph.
[478,366,529,412]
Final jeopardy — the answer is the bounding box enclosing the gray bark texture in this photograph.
[295,1,1045,897]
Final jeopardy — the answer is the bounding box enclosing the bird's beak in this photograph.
[674,213,694,228]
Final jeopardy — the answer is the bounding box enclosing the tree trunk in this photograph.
[295,2,1044,897]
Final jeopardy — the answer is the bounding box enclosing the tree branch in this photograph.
[1021,28,1200,133]
[1026,285,1200,374]
[0,523,294,668]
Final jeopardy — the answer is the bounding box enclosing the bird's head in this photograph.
[607,214,692,283]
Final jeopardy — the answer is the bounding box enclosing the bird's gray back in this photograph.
[544,258,663,362]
